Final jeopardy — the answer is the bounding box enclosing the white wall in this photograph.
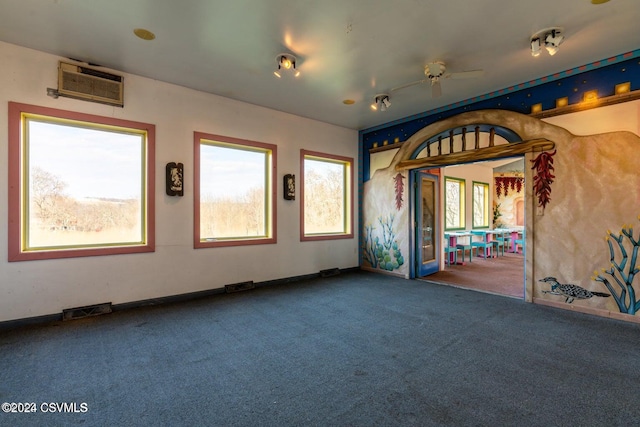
[0,41,359,322]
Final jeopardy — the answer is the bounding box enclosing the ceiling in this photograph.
[0,0,638,130]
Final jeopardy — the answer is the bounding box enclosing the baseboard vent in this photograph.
[320,268,341,278]
[62,302,112,321]
[225,281,255,293]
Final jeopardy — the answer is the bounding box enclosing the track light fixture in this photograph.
[370,94,391,112]
[531,38,541,57]
[530,27,564,57]
[274,53,300,78]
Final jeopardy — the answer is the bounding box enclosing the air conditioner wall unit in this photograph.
[57,61,124,107]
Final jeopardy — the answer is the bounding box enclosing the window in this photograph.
[301,150,353,241]
[194,132,276,248]
[8,102,155,261]
[444,177,465,230]
[472,181,490,228]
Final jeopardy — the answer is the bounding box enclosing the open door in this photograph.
[414,170,439,277]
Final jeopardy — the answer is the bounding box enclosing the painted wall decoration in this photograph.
[394,173,405,210]
[592,220,640,315]
[531,150,556,210]
[540,277,610,303]
[495,176,523,197]
[362,108,640,322]
[362,214,405,272]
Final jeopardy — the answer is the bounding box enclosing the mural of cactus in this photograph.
[362,213,404,271]
[531,150,556,209]
[394,173,405,211]
[592,219,640,315]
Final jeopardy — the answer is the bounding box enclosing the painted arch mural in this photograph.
[361,109,640,322]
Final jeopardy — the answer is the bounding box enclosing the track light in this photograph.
[274,53,300,78]
[531,38,541,57]
[545,29,563,55]
[371,94,391,112]
[530,27,564,57]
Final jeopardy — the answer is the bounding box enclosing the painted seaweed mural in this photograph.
[592,219,640,315]
[363,214,404,271]
[531,150,556,209]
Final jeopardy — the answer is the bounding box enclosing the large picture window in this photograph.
[472,181,490,228]
[301,150,353,241]
[444,177,465,231]
[194,132,276,248]
[8,102,155,261]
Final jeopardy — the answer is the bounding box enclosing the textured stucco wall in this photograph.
[362,109,640,321]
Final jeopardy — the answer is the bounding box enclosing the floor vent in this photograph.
[320,268,341,278]
[225,281,255,293]
[62,303,112,321]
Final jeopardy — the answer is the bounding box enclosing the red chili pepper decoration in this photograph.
[531,150,556,209]
[394,173,405,211]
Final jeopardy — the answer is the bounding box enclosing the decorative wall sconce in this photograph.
[284,174,295,200]
[166,162,184,196]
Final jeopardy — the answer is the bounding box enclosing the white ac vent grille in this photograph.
[58,62,124,106]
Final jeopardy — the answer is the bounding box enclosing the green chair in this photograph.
[455,235,474,263]
[491,230,509,256]
[471,231,493,259]
[514,230,525,254]
[444,237,461,265]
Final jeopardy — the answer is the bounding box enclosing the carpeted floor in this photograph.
[424,252,524,298]
[1,270,638,426]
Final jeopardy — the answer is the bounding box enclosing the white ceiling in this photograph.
[0,0,638,130]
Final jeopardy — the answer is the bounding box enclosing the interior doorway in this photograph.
[416,157,525,299]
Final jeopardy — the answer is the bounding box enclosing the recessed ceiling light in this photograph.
[591,0,610,4]
[343,99,355,105]
[134,28,156,41]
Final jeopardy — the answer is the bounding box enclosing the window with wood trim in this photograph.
[301,150,353,241]
[8,102,155,261]
[444,176,465,231]
[472,181,490,228]
[194,132,276,248]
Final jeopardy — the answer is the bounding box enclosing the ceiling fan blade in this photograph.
[431,80,442,98]
[447,69,484,80]
[390,79,427,92]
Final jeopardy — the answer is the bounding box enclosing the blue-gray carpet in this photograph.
[0,270,638,426]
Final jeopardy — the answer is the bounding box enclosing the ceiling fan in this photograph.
[391,61,484,98]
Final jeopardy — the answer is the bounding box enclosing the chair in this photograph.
[491,230,509,256]
[443,237,461,265]
[514,230,525,254]
[470,231,493,259]
[455,234,474,263]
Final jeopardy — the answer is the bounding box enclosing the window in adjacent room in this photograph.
[8,102,155,261]
[472,181,490,228]
[301,150,353,241]
[444,176,465,230]
[195,132,276,248]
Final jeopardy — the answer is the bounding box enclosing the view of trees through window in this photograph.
[473,182,489,228]
[302,154,351,236]
[25,119,145,249]
[198,140,270,240]
[445,177,464,230]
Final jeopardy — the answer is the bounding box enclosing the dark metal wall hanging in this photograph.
[166,162,184,196]
[284,174,295,200]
